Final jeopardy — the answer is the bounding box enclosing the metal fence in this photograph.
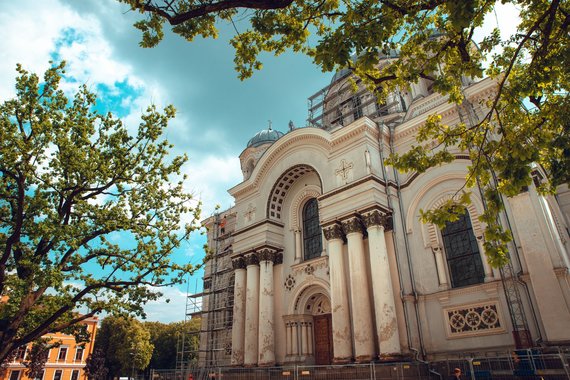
[149,351,570,380]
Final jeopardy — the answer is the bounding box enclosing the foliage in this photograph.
[121,0,569,267]
[0,62,201,363]
[23,341,52,379]
[145,318,200,369]
[85,348,109,380]
[95,316,154,378]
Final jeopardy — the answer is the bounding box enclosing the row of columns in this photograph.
[323,210,401,363]
[285,318,314,358]
[231,249,282,367]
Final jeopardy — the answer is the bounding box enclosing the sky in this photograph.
[0,0,519,323]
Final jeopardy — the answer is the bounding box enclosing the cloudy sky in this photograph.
[0,1,519,322]
[0,0,333,322]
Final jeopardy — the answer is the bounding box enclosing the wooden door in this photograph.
[313,314,333,365]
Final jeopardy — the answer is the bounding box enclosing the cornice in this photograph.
[232,218,284,237]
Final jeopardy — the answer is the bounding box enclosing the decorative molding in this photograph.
[342,217,364,235]
[274,252,283,265]
[444,301,505,338]
[258,248,276,263]
[335,159,354,181]
[232,257,246,270]
[323,224,344,241]
[244,253,259,266]
[290,187,321,229]
[266,164,321,220]
[244,203,256,224]
[362,210,392,230]
[291,255,329,275]
[284,274,296,291]
[231,131,331,198]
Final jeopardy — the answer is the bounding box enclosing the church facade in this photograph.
[198,68,570,367]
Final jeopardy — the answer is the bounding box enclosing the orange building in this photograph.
[1,317,98,380]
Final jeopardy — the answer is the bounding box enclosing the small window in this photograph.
[352,96,363,120]
[74,347,84,362]
[15,346,27,361]
[57,347,68,362]
[9,371,21,380]
[34,370,45,380]
[53,370,63,380]
[303,198,322,261]
[70,370,80,380]
[441,208,485,288]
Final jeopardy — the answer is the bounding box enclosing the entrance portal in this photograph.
[313,314,333,365]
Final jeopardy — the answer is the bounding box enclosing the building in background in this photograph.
[194,55,570,367]
[1,317,98,380]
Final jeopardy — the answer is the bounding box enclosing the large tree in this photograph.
[95,316,154,379]
[120,0,569,265]
[0,62,200,363]
[145,318,201,369]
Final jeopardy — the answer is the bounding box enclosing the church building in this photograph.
[197,59,570,367]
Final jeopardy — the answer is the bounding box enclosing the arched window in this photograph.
[441,208,485,288]
[303,198,322,261]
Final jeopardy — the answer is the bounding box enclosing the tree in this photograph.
[0,62,201,363]
[85,348,109,380]
[23,341,53,380]
[95,316,154,379]
[120,0,568,266]
[145,318,201,369]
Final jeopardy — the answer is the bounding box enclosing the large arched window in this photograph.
[303,198,322,261]
[441,208,485,288]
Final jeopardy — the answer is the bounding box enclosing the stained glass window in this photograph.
[442,208,485,288]
[303,198,322,260]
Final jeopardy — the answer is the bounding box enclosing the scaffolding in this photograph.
[197,209,236,367]
[175,291,201,373]
[307,68,404,130]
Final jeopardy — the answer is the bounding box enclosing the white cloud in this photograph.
[143,285,191,323]
[183,155,242,217]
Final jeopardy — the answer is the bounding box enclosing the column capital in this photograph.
[342,216,365,235]
[258,248,277,263]
[323,223,344,241]
[244,252,259,266]
[362,210,392,230]
[232,256,247,270]
[274,252,283,265]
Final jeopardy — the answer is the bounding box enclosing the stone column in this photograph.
[231,257,247,365]
[323,224,352,363]
[476,236,494,281]
[244,253,260,366]
[432,246,448,287]
[307,322,313,355]
[343,217,375,362]
[285,322,292,356]
[291,322,299,357]
[363,211,401,358]
[258,249,276,366]
[294,229,302,263]
[301,322,308,355]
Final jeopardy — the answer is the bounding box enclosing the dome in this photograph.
[246,127,284,148]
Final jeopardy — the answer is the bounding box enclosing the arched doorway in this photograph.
[305,294,333,365]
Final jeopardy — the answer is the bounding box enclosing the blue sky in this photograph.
[0,0,333,322]
[0,0,519,322]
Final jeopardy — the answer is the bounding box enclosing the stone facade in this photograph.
[199,72,570,366]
